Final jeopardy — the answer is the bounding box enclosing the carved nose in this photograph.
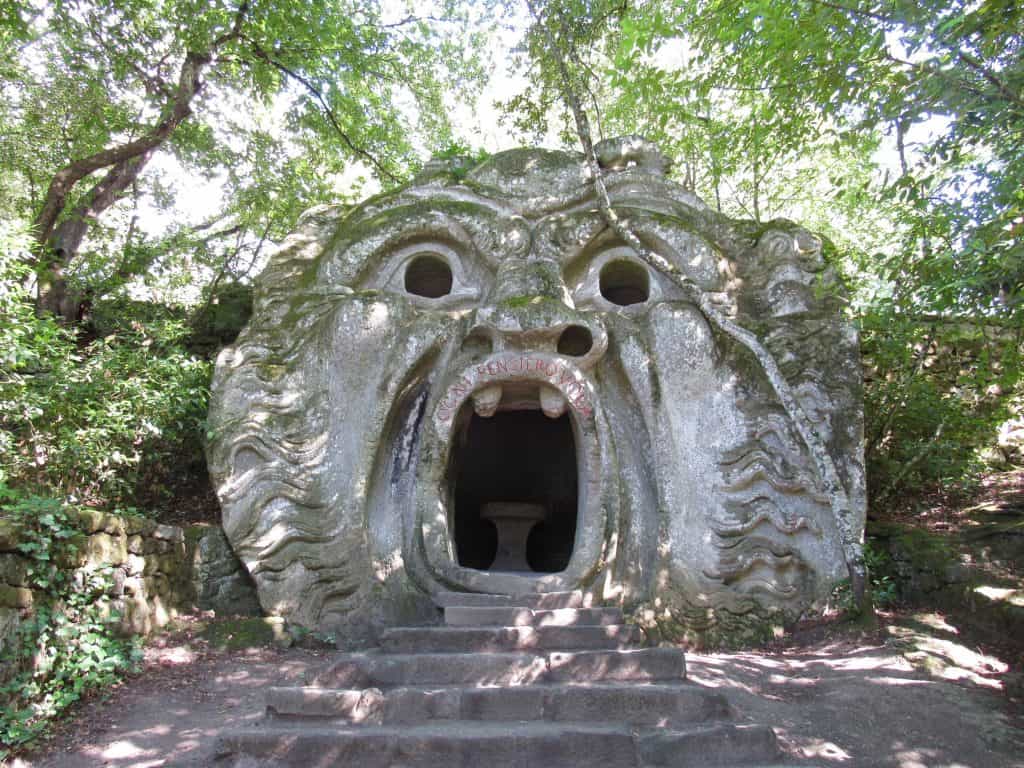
[471,258,607,370]
[489,258,570,305]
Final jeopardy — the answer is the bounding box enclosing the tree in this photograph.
[506,0,1022,500]
[1,0,481,320]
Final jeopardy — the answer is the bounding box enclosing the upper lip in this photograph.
[435,353,596,425]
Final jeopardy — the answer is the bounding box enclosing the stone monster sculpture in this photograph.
[207,137,866,645]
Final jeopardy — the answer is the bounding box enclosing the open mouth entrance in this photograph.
[450,401,578,574]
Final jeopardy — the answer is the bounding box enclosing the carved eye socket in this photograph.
[404,254,453,298]
[599,259,650,306]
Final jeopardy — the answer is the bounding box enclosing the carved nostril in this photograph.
[557,325,593,357]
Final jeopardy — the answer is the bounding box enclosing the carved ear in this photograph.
[594,135,670,176]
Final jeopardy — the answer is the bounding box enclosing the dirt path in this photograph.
[690,617,1022,767]
[11,637,326,768]
[10,612,1022,768]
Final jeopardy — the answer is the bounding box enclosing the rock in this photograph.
[157,553,180,576]
[0,519,19,551]
[207,138,866,644]
[150,594,173,628]
[102,514,126,537]
[144,574,168,597]
[121,594,151,636]
[201,616,293,650]
[125,516,158,536]
[76,509,106,534]
[0,553,30,587]
[123,576,144,596]
[197,527,244,580]
[0,584,34,609]
[54,533,87,568]
[0,606,21,653]
[125,553,144,576]
[127,535,144,555]
[108,567,126,597]
[84,532,128,566]
[153,524,185,544]
[190,527,261,616]
[201,572,262,616]
[143,555,161,576]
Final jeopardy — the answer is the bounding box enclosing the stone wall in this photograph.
[0,511,258,654]
[187,523,262,616]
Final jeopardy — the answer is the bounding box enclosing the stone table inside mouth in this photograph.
[480,502,548,572]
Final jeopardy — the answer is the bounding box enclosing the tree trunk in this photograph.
[36,154,152,319]
[31,47,216,320]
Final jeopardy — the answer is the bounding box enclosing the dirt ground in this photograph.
[11,471,1024,768]
[9,610,1022,768]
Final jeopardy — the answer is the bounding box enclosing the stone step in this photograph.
[444,605,623,627]
[265,682,731,727]
[216,722,784,767]
[216,722,639,768]
[547,648,686,683]
[311,651,547,688]
[638,723,782,767]
[380,624,645,653]
[433,590,586,609]
[309,648,685,688]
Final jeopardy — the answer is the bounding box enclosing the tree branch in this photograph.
[806,0,893,24]
[33,48,213,253]
[245,41,399,184]
[957,50,1024,111]
[31,1,252,319]
[526,0,868,608]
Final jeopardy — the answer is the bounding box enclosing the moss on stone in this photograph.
[0,518,21,551]
[631,600,786,651]
[184,524,208,546]
[501,295,543,309]
[872,523,954,574]
[200,617,292,650]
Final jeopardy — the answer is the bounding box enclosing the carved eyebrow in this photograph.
[354,222,477,289]
[320,207,477,287]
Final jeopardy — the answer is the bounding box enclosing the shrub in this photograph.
[0,235,212,506]
[862,307,1021,504]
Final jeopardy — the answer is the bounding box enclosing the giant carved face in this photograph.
[208,138,865,645]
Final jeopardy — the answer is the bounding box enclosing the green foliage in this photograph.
[512,0,1023,501]
[829,541,898,613]
[0,490,142,757]
[1,0,489,316]
[863,310,1020,499]
[864,541,898,609]
[429,140,493,179]
[0,235,212,504]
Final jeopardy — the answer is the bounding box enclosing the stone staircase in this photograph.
[214,591,794,767]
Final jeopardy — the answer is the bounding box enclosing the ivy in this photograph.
[0,489,142,758]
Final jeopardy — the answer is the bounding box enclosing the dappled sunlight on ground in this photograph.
[16,609,1023,768]
[685,613,1022,767]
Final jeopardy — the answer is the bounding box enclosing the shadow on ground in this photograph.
[12,610,1023,768]
[689,611,1022,767]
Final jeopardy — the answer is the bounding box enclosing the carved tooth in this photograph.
[472,384,503,417]
[540,385,568,419]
